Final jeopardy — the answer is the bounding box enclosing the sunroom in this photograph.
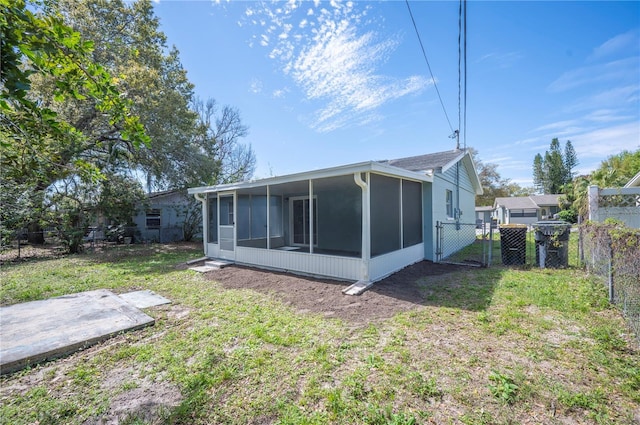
[188,161,431,283]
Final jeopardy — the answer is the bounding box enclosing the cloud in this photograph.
[548,57,639,92]
[249,78,263,94]
[569,121,640,159]
[589,29,640,61]
[475,51,523,69]
[240,1,431,132]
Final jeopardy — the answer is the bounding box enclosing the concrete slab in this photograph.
[118,290,171,309]
[342,280,373,296]
[189,265,219,273]
[0,289,155,375]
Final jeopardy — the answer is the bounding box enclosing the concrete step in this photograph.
[189,259,234,273]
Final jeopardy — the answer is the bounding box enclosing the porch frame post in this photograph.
[309,179,314,254]
[194,193,207,256]
[266,185,271,250]
[354,172,370,281]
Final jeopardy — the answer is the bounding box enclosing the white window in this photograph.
[446,190,453,218]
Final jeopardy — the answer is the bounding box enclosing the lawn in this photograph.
[0,242,638,424]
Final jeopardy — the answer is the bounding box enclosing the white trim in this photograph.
[370,243,424,282]
[188,161,432,195]
[234,246,363,281]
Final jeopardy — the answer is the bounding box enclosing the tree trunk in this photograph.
[27,221,45,244]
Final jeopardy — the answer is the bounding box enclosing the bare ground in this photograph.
[202,261,468,325]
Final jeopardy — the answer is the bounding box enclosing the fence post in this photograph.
[488,224,493,267]
[608,236,614,303]
[588,185,599,221]
[435,221,442,262]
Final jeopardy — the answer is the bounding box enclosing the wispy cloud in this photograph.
[548,57,639,92]
[240,0,432,132]
[569,122,640,159]
[475,51,523,69]
[588,29,640,62]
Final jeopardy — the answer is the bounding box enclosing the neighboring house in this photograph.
[188,149,483,283]
[132,189,199,243]
[475,206,494,227]
[493,194,561,226]
[588,172,640,228]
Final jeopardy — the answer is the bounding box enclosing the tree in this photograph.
[48,0,256,190]
[469,148,534,206]
[1,0,148,246]
[590,149,640,188]
[532,138,578,194]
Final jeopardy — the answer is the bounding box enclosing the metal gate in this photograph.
[435,220,495,267]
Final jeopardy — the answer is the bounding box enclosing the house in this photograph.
[188,148,483,283]
[475,205,494,227]
[132,189,200,243]
[493,194,561,226]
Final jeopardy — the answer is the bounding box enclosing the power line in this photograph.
[457,0,468,150]
[463,0,467,150]
[405,0,455,135]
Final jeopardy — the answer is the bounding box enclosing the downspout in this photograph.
[354,172,370,282]
[193,192,208,256]
[455,162,461,230]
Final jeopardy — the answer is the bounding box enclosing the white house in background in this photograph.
[188,149,483,283]
[493,194,561,226]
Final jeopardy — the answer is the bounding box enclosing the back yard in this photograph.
[0,242,638,424]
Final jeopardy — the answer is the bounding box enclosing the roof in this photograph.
[381,149,465,173]
[188,148,483,196]
[494,194,561,210]
[188,160,433,195]
[147,189,185,200]
[624,171,640,188]
[530,194,561,206]
[475,205,494,212]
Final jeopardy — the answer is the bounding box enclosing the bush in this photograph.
[557,209,577,223]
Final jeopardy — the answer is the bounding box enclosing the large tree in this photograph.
[532,138,578,194]
[47,0,255,191]
[1,0,148,245]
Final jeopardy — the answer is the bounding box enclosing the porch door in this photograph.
[291,197,317,246]
[219,195,235,260]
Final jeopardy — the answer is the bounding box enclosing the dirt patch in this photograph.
[204,261,468,325]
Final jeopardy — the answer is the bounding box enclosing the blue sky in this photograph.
[153,0,640,186]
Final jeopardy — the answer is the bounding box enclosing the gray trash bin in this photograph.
[533,221,571,268]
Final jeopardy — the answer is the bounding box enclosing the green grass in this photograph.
[1,243,638,424]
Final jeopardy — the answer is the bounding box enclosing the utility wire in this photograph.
[463,0,467,150]
[405,0,455,135]
[457,0,468,150]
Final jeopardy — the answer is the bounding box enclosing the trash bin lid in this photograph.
[499,224,528,228]
[533,220,571,235]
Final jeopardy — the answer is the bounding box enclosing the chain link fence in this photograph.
[0,226,166,263]
[579,222,640,343]
[436,221,496,267]
[492,223,573,269]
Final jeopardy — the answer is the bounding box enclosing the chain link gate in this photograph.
[435,220,495,267]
